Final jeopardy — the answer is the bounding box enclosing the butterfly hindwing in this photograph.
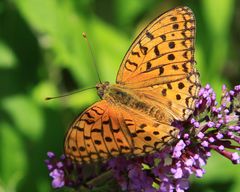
[64,100,178,163]
[119,107,179,155]
[64,100,132,163]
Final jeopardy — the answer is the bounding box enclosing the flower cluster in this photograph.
[45,84,240,191]
[45,152,83,189]
[45,151,108,190]
[108,84,240,191]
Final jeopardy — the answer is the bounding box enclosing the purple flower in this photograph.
[49,169,65,188]
[172,140,186,158]
[45,152,85,189]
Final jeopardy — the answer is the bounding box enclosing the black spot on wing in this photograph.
[154,46,160,57]
[169,42,175,49]
[146,31,154,40]
[168,54,175,61]
[170,16,177,21]
[139,41,148,55]
[162,89,167,96]
[160,35,166,41]
[125,59,138,72]
[146,62,152,71]
[159,66,164,75]
[131,51,140,57]
[173,23,179,30]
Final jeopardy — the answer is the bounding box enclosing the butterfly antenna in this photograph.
[45,86,95,101]
[82,32,102,84]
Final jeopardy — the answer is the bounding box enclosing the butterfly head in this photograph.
[96,81,110,98]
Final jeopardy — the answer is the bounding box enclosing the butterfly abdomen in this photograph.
[106,85,168,121]
[107,86,149,111]
[147,106,168,121]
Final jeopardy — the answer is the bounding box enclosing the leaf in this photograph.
[90,17,129,82]
[201,0,234,83]
[142,163,151,170]
[152,181,160,190]
[1,95,44,141]
[0,122,26,190]
[0,41,17,68]
[14,0,96,86]
[115,0,155,27]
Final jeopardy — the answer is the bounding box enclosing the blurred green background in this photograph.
[0,0,240,191]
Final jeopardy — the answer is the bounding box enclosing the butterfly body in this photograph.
[64,6,201,164]
[98,82,174,123]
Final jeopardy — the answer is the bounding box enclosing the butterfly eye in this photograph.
[96,83,100,89]
[97,90,104,98]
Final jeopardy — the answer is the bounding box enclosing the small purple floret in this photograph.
[49,169,65,188]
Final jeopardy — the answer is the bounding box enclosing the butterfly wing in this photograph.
[64,100,131,163]
[64,100,178,163]
[116,6,200,121]
[119,105,179,156]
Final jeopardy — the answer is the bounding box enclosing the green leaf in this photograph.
[201,0,234,85]
[67,89,97,110]
[202,0,235,36]
[90,17,129,82]
[0,41,17,68]
[142,163,151,170]
[15,0,96,86]
[31,81,60,108]
[152,181,160,190]
[115,0,155,27]
[1,95,44,141]
[0,122,27,190]
[154,157,161,166]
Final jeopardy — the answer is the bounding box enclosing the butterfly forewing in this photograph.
[117,7,196,85]
[116,6,200,121]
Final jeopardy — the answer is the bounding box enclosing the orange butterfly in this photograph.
[64,6,200,164]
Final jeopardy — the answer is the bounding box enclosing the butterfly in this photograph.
[64,6,200,164]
